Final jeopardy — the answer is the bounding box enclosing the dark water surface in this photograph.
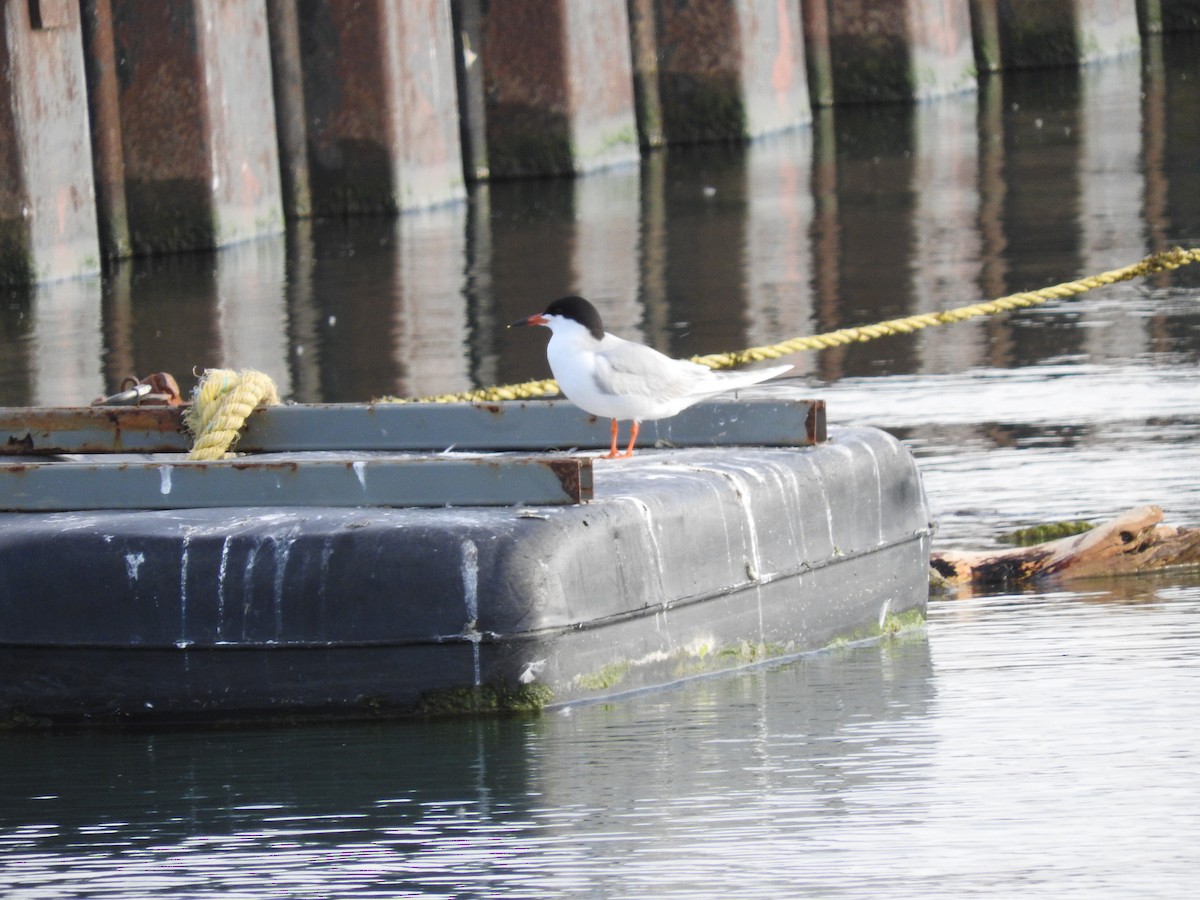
[3,584,1199,898]
[3,37,1200,898]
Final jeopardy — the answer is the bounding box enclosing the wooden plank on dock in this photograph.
[0,454,592,510]
[0,399,825,456]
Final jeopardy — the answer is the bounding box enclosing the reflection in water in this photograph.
[911,92,981,375]
[23,278,103,406]
[3,581,1200,896]
[0,634,936,897]
[0,38,1196,407]
[392,205,472,398]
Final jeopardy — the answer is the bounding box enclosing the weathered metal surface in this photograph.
[298,0,465,213]
[657,0,812,141]
[1137,0,1162,34]
[996,0,1141,67]
[827,0,976,103]
[189,0,285,245]
[392,1,468,208]
[0,426,931,721]
[997,0,1079,67]
[0,453,592,510]
[0,406,190,454]
[111,2,210,252]
[450,0,490,179]
[907,0,980,98]
[1160,0,1200,32]
[1,0,1186,285]
[655,0,742,141]
[0,10,31,284]
[29,1,74,30]
[110,0,283,252]
[626,0,665,147]
[0,0,101,284]
[479,0,639,177]
[265,0,312,218]
[79,0,131,259]
[477,0,567,176]
[240,398,826,452]
[968,0,1003,72]
[0,399,826,456]
[800,0,836,107]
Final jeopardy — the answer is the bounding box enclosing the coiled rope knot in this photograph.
[186,368,279,460]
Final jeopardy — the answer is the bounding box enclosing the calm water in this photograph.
[3,37,1200,898]
[2,586,1199,898]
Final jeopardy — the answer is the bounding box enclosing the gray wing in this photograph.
[592,334,715,402]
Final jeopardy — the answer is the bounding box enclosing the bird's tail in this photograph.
[710,363,793,391]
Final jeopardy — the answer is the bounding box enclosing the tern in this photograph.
[510,296,792,458]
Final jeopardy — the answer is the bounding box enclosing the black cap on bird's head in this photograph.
[509,296,605,341]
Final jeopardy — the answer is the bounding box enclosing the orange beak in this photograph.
[509,313,549,328]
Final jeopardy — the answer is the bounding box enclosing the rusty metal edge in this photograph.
[1,406,189,454]
[0,453,592,510]
[1,400,826,456]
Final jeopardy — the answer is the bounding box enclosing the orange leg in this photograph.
[618,421,640,458]
[601,420,640,459]
[601,418,621,459]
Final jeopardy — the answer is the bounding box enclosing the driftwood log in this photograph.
[931,505,1200,589]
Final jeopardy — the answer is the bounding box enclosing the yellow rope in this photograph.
[693,246,1200,369]
[390,247,1200,404]
[185,368,279,460]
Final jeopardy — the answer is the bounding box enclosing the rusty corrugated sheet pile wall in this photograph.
[1,0,1196,285]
